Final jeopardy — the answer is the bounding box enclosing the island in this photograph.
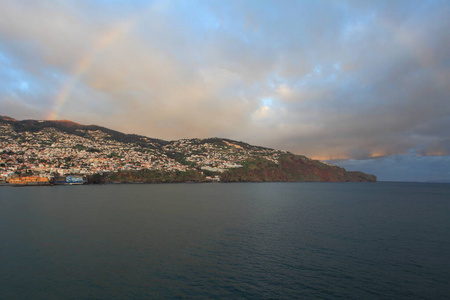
[0,115,376,184]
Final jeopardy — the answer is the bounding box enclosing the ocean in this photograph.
[1,182,449,299]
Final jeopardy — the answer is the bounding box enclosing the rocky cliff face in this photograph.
[220,155,376,182]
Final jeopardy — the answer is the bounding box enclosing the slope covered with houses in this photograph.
[0,116,376,183]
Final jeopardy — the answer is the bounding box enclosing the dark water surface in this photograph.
[1,182,449,299]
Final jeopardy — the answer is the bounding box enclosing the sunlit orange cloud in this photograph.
[311,149,390,161]
[424,150,448,156]
[310,155,350,161]
[369,151,388,158]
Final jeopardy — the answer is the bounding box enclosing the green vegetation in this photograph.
[166,152,196,167]
[107,152,122,158]
[221,154,376,182]
[104,169,205,183]
[73,144,86,151]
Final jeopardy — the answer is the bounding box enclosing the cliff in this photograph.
[220,154,376,182]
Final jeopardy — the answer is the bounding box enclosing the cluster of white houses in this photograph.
[1,123,285,182]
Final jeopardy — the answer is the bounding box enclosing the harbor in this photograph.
[2,175,85,186]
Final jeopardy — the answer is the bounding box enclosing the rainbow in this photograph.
[46,2,165,120]
[46,21,134,120]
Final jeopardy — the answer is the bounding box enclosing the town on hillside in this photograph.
[0,122,285,184]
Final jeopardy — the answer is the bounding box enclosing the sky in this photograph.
[0,0,449,182]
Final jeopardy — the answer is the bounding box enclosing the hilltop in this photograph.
[0,116,376,183]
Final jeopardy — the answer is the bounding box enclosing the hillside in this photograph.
[0,116,376,182]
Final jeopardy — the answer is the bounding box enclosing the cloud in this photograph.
[0,0,449,168]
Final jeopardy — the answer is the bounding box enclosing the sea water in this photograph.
[1,182,449,299]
